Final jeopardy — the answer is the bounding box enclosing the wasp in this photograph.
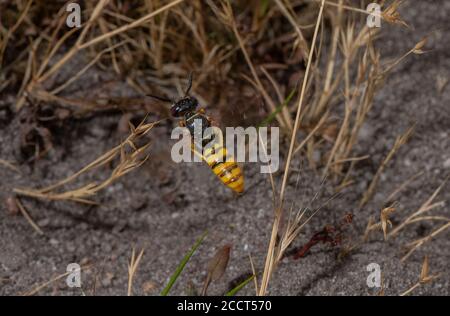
[148,73,244,194]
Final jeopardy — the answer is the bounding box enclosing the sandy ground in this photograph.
[0,1,449,296]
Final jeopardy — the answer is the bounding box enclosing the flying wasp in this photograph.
[148,73,244,194]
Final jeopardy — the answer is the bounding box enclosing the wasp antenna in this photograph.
[184,71,193,96]
[146,94,173,103]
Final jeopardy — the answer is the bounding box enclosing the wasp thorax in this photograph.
[185,112,211,137]
[170,97,198,117]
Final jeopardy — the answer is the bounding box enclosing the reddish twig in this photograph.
[294,213,353,259]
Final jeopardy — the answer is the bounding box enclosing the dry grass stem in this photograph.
[388,176,449,238]
[401,222,450,262]
[274,0,310,61]
[248,253,259,295]
[0,159,21,174]
[387,171,424,202]
[15,197,44,235]
[380,204,396,240]
[259,0,326,296]
[23,264,92,296]
[400,256,440,296]
[360,125,415,207]
[13,120,157,204]
[16,0,185,110]
[219,1,290,131]
[128,248,145,296]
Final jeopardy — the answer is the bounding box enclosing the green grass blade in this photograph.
[225,274,255,296]
[259,0,270,17]
[257,88,296,128]
[160,231,208,296]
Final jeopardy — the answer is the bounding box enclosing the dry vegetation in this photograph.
[0,0,448,295]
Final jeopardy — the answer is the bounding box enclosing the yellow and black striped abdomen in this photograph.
[201,145,244,194]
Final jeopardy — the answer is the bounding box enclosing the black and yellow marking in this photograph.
[193,142,244,194]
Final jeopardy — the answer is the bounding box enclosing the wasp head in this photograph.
[170,97,198,117]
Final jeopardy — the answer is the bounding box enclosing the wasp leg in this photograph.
[179,121,186,127]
